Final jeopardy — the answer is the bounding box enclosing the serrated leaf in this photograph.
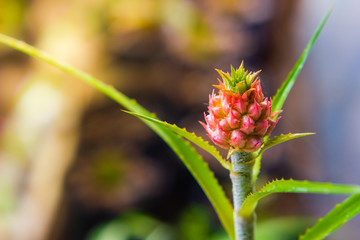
[124,111,231,170]
[239,179,360,218]
[260,133,315,155]
[253,133,314,183]
[272,8,332,114]
[0,33,235,239]
[165,134,234,239]
[300,193,360,240]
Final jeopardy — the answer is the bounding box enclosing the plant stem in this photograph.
[230,151,256,240]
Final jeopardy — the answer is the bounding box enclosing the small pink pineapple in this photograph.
[201,62,281,152]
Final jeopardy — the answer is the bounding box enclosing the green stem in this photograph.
[230,151,256,240]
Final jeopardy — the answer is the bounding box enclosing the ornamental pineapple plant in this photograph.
[2,8,360,240]
[200,62,284,240]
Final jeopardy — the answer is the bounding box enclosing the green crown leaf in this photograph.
[216,62,261,94]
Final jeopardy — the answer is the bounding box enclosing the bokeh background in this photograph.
[0,0,359,239]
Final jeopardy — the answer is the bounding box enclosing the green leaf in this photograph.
[0,33,235,239]
[123,111,230,170]
[260,133,315,155]
[239,179,360,218]
[160,136,234,239]
[253,133,314,183]
[272,8,332,114]
[300,193,360,240]
[252,153,262,184]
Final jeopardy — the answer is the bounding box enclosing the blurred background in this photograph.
[0,0,359,239]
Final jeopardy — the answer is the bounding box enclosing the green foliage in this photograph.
[257,217,314,240]
[254,8,332,184]
[300,193,360,240]
[0,33,234,239]
[253,133,314,183]
[87,213,173,240]
[197,217,314,240]
[124,111,230,170]
[161,133,234,239]
[178,205,212,240]
[271,8,332,115]
[239,179,360,218]
[88,211,313,240]
[260,133,315,155]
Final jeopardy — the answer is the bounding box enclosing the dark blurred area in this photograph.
[1,0,359,239]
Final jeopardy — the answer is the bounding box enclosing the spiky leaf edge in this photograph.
[299,193,360,240]
[253,133,315,183]
[0,33,235,239]
[239,179,360,218]
[124,111,231,170]
[260,133,315,155]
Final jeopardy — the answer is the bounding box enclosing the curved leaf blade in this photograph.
[252,153,263,184]
[123,111,230,170]
[0,33,235,239]
[260,133,315,155]
[300,193,360,240]
[239,179,360,217]
[254,133,314,183]
[272,8,332,114]
[164,133,234,239]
